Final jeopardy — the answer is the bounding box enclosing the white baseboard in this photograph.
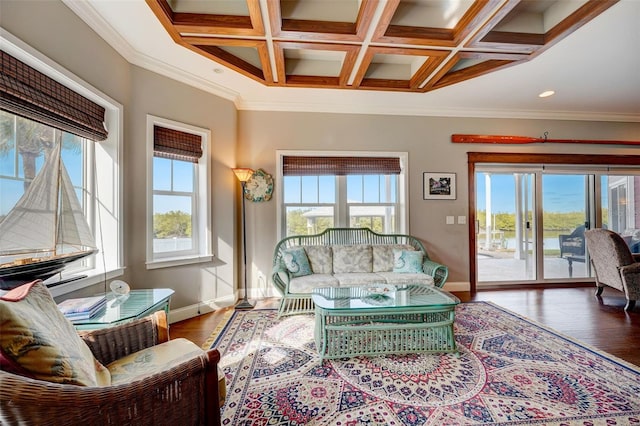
[168,294,236,324]
[441,281,471,292]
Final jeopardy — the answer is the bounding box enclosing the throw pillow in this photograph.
[304,246,333,274]
[393,249,424,273]
[372,244,414,272]
[0,280,111,386]
[283,246,313,277]
[332,245,373,273]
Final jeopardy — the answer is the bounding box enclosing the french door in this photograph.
[475,165,639,287]
[476,171,537,282]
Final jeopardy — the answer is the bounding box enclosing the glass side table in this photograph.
[70,288,174,330]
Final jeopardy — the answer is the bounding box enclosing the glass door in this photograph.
[471,156,640,289]
[476,171,536,282]
[542,174,590,279]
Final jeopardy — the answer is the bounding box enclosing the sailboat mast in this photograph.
[52,131,63,257]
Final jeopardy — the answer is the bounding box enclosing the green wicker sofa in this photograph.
[271,228,448,317]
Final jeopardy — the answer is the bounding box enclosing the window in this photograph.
[277,152,408,237]
[146,115,211,267]
[0,31,123,297]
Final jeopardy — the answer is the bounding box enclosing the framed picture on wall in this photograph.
[423,172,456,200]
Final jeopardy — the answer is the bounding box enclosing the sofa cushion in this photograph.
[393,249,424,273]
[376,272,434,286]
[283,246,313,277]
[372,244,415,272]
[333,245,373,273]
[108,338,202,384]
[0,280,111,387]
[334,273,386,286]
[305,246,333,274]
[289,274,340,293]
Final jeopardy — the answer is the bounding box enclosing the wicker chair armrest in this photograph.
[80,310,169,366]
[422,259,449,288]
[0,348,221,426]
[271,263,290,296]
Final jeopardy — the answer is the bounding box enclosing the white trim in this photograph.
[146,254,214,270]
[168,295,236,324]
[441,281,471,292]
[61,0,241,105]
[146,115,213,267]
[239,100,640,123]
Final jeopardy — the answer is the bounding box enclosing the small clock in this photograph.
[244,169,273,202]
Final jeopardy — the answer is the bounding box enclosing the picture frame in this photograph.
[423,172,456,200]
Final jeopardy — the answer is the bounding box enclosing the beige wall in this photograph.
[126,67,238,310]
[1,0,240,315]
[238,111,640,290]
[3,0,640,315]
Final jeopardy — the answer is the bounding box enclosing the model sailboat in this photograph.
[0,141,97,289]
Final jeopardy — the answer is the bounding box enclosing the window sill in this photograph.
[146,254,214,270]
[46,267,126,298]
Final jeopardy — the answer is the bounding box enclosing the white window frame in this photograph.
[1,29,124,297]
[145,115,212,268]
[276,150,409,238]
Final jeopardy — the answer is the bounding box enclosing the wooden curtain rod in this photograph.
[451,134,640,146]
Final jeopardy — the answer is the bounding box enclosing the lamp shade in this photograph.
[232,167,254,182]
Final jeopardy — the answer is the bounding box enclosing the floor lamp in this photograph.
[232,167,254,310]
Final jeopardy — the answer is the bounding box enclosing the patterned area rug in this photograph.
[211,302,640,425]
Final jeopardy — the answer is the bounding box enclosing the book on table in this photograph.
[57,295,107,320]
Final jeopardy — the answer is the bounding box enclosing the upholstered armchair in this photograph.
[0,281,223,425]
[584,229,640,312]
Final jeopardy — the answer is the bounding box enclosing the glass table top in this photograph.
[312,284,459,311]
[70,288,174,325]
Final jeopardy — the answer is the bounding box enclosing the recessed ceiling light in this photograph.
[539,90,555,98]
[213,68,224,74]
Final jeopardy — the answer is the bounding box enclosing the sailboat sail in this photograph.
[57,152,96,253]
[0,141,97,287]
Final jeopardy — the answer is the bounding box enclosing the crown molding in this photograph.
[62,0,240,104]
[236,99,640,123]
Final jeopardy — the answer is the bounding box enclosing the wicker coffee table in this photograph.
[312,284,460,361]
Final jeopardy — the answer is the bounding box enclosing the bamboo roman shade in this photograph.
[153,125,203,163]
[0,51,108,141]
[283,156,401,176]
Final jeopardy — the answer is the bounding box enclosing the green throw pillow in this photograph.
[393,250,424,273]
[283,247,313,277]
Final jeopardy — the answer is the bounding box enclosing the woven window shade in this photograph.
[283,156,401,176]
[153,125,203,163]
[0,51,108,141]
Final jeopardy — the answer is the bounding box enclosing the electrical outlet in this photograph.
[446,216,455,225]
[458,216,466,225]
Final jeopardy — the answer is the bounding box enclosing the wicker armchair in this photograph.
[0,310,222,426]
[585,228,640,312]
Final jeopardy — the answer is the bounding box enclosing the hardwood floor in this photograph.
[169,285,640,367]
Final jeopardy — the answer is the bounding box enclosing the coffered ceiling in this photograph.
[145,0,615,93]
[63,0,640,120]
